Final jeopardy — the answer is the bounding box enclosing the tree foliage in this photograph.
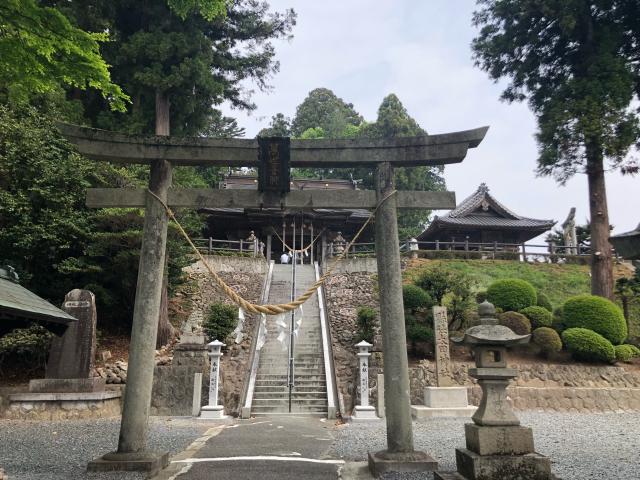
[290,88,362,137]
[61,0,295,136]
[472,0,640,298]
[0,0,128,110]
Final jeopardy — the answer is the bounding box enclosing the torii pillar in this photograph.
[59,123,488,474]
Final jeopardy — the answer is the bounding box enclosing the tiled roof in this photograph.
[418,183,555,239]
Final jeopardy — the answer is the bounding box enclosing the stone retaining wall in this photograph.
[3,392,122,420]
[323,271,381,413]
[169,258,267,416]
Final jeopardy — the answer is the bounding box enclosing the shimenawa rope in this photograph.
[147,189,396,315]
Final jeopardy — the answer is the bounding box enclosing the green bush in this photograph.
[562,328,615,363]
[532,327,562,358]
[536,292,553,312]
[406,322,434,343]
[498,311,532,335]
[520,306,553,329]
[552,306,566,333]
[357,306,377,342]
[486,279,537,312]
[562,295,627,345]
[614,344,640,363]
[475,290,488,304]
[402,285,433,312]
[202,303,237,342]
[0,324,54,375]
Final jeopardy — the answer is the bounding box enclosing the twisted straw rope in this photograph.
[273,226,325,254]
[147,189,396,315]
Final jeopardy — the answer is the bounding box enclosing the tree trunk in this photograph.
[586,141,614,299]
[155,90,175,347]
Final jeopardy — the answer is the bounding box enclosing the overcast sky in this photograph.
[221,0,639,240]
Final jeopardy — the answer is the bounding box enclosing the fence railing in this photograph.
[193,237,603,263]
[192,238,261,257]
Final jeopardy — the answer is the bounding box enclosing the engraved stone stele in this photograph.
[411,306,475,419]
[30,289,105,393]
[200,340,227,419]
[434,301,554,480]
[351,340,378,421]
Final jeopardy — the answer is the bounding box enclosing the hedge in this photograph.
[486,279,537,312]
[498,311,532,335]
[532,327,562,357]
[614,344,640,363]
[357,307,377,342]
[520,306,553,329]
[562,328,616,363]
[562,295,627,345]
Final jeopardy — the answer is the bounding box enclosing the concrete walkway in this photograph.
[155,416,344,480]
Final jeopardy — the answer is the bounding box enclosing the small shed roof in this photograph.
[0,267,76,326]
[418,183,555,241]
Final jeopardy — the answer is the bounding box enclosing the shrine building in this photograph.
[417,183,555,247]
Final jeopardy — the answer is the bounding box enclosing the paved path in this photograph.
[157,416,342,480]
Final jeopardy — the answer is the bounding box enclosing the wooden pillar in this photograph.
[116,93,172,456]
[266,234,272,263]
[374,162,414,454]
[321,231,327,266]
[300,215,304,265]
[310,222,314,264]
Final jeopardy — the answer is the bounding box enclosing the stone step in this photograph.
[253,398,327,406]
[253,391,327,399]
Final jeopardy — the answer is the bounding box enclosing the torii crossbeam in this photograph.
[59,123,488,474]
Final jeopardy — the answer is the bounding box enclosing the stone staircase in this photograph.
[251,264,327,416]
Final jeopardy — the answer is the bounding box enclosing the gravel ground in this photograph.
[0,417,207,480]
[331,412,640,479]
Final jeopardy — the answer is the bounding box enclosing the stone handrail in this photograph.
[315,261,338,419]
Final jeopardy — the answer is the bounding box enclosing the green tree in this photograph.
[472,0,640,299]
[290,88,362,137]
[62,0,295,136]
[0,0,129,110]
[258,113,292,137]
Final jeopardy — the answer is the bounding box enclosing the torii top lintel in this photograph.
[58,123,489,168]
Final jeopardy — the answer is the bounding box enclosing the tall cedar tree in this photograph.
[472,0,640,299]
[59,0,295,136]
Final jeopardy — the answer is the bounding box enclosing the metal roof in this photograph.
[0,267,77,325]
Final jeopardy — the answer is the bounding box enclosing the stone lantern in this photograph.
[352,340,377,421]
[200,340,227,419]
[435,301,553,480]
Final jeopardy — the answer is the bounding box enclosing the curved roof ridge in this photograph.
[446,183,522,220]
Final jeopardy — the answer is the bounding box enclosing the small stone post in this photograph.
[200,340,226,419]
[352,341,377,420]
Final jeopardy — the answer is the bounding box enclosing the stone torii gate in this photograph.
[59,123,487,474]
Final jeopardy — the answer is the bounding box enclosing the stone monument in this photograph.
[412,306,475,419]
[30,289,104,393]
[435,301,553,480]
[561,207,578,256]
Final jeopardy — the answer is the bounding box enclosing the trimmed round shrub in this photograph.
[406,323,434,343]
[532,327,562,358]
[498,311,532,335]
[614,344,640,363]
[520,306,553,329]
[486,279,537,312]
[552,306,566,333]
[562,328,615,363]
[402,284,433,312]
[536,292,553,312]
[475,290,488,304]
[357,306,377,342]
[562,295,627,345]
[203,303,237,342]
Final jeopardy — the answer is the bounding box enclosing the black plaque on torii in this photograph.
[257,137,290,194]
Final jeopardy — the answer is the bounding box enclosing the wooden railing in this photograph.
[192,237,261,257]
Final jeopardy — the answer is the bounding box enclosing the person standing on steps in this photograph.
[280,251,290,264]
